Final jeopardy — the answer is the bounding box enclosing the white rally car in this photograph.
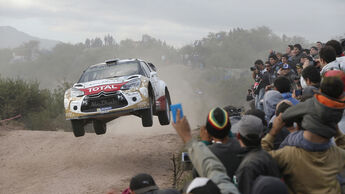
[64,58,171,137]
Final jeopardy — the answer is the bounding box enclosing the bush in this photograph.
[0,76,71,131]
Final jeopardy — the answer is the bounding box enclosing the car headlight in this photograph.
[121,79,141,90]
[70,88,84,97]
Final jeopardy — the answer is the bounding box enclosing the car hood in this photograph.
[74,75,141,95]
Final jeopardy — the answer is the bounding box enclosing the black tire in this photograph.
[142,94,153,127]
[158,89,171,125]
[71,120,85,137]
[93,120,107,135]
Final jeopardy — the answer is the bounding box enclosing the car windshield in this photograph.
[78,62,140,83]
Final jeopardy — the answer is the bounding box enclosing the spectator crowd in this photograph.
[114,39,345,194]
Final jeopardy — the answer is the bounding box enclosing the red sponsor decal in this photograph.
[157,96,166,110]
[80,82,127,95]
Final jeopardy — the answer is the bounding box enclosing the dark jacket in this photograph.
[208,138,244,181]
[254,70,270,94]
[290,52,303,66]
[282,93,345,138]
[235,148,281,194]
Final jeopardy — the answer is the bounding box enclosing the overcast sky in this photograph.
[0,0,344,47]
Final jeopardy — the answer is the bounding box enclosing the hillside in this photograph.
[0,26,60,50]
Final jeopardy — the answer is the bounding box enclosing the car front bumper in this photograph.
[65,89,150,120]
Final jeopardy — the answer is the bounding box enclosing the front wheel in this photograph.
[158,89,171,125]
[93,120,107,135]
[71,120,85,137]
[141,96,153,127]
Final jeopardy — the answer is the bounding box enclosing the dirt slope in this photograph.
[0,118,181,194]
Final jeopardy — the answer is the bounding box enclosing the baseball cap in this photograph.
[282,64,290,69]
[130,173,159,194]
[205,107,231,139]
[186,177,221,194]
[237,115,264,138]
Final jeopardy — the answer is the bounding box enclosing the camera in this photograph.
[250,66,257,71]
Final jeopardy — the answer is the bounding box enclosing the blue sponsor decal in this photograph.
[100,107,112,112]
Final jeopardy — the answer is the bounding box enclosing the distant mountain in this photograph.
[0,26,60,50]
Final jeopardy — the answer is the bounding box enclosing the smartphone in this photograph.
[181,152,191,162]
[170,103,184,123]
[295,89,302,97]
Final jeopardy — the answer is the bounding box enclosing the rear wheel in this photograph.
[142,94,153,127]
[158,89,171,125]
[71,120,85,137]
[93,120,107,135]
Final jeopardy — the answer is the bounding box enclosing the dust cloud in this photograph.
[107,63,247,133]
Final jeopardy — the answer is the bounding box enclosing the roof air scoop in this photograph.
[73,83,84,88]
[105,58,119,64]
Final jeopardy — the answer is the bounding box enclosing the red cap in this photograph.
[324,70,345,91]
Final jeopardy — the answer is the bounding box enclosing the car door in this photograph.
[141,61,158,98]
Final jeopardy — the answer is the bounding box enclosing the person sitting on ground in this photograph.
[261,76,345,193]
[172,109,240,194]
[300,65,321,101]
[234,115,281,194]
[197,107,243,181]
[273,76,299,105]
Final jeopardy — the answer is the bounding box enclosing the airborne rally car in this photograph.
[64,59,171,137]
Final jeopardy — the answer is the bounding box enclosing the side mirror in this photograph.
[150,71,157,77]
[148,62,157,72]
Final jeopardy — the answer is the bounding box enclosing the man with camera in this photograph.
[251,60,270,111]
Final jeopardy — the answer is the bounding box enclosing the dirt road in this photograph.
[0,117,181,194]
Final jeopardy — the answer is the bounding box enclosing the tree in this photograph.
[85,38,91,48]
[91,37,103,48]
[104,34,115,46]
[13,40,40,61]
